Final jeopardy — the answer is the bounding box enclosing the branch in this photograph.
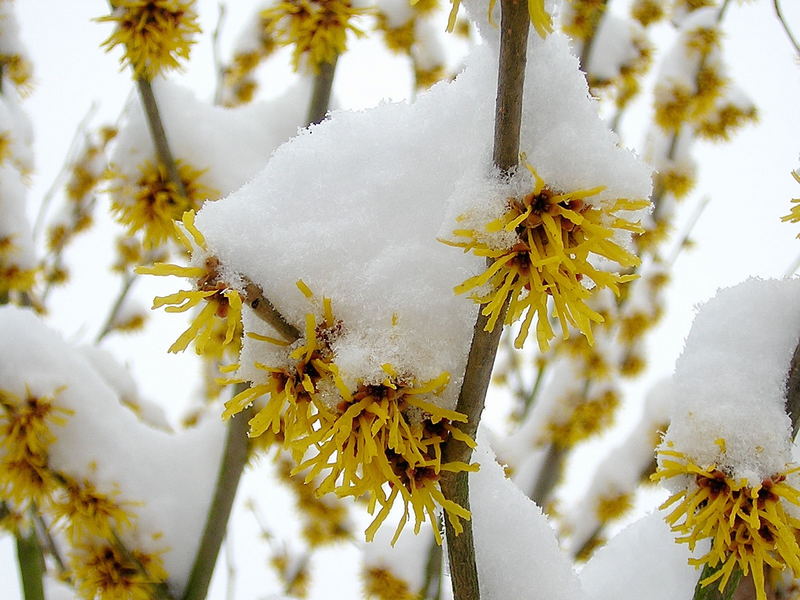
[16,525,45,600]
[529,444,564,508]
[786,336,800,440]
[577,0,609,75]
[773,0,800,56]
[306,57,339,126]
[242,282,301,342]
[136,78,188,200]
[181,402,253,600]
[95,271,137,342]
[440,0,530,598]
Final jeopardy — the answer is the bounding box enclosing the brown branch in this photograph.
[182,403,253,600]
[529,444,564,508]
[786,337,800,440]
[306,57,338,126]
[242,282,301,342]
[440,0,530,598]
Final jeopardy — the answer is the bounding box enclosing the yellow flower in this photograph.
[595,492,632,522]
[442,158,646,351]
[111,159,215,250]
[695,103,758,142]
[546,388,619,448]
[136,211,243,357]
[0,54,33,94]
[51,478,135,542]
[363,566,418,600]
[71,542,167,600]
[0,387,72,463]
[225,285,476,542]
[0,237,37,295]
[222,280,341,443]
[262,0,367,72]
[296,364,475,544]
[782,171,800,237]
[654,450,800,600]
[276,456,350,546]
[631,0,665,27]
[445,0,552,38]
[562,0,606,41]
[99,0,201,80]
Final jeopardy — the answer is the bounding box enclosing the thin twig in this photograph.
[33,103,98,239]
[181,402,253,600]
[242,282,301,341]
[577,0,609,74]
[136,78,187,199]
[33,511,68,577]
[420,528,442,600]
[306,58,339,126]
[440,0,530,598]
[785,336,800,440]
[95,271,137,342]
[666,195,711,268]
[212,3,228,106]
[529,444,564,508]
[773,0,800,56]
[784,253,800,278]
[112,530,175,600]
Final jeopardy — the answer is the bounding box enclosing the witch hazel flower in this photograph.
[654,278,800,600]
[441,156,648,351]
[136,211,243,358]
[222,283,476,543]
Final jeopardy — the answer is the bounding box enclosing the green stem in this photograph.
[577,0,609,74]
[181,403,253,600]
[95,271,137,342]
[522,362,546,416]
[306,57,338,126]
[16,527,45,600]
[692,563,742,600]
[136,78,187,200]
[529,443,564,508]
[420,522,443,599]
[773,0,800,55]
[440,0,530,598]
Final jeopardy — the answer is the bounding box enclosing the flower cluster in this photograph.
[99,0,201,80]
[111,159,215,250]
[220,284,475,542]
[654,449,800,600]
[0,384,168,600]
[442,158,646,351]
[261,0,367,73]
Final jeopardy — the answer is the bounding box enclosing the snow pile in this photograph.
[470,429,587,600]
[660,278,800,483]
[580,510,702,600]
[0,306,226,594]
[197,7,650,403]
